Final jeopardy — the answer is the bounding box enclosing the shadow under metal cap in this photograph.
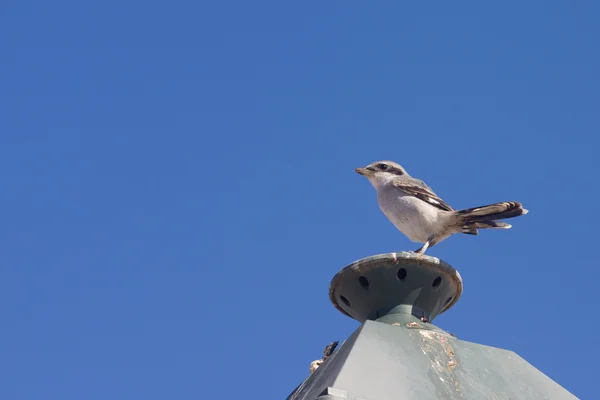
[329,252,463,324]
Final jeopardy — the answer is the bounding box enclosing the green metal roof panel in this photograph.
[290,318,575,400]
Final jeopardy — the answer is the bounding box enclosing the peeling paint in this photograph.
[418,330,465,399]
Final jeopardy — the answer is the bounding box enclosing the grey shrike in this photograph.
[355,160,528,255]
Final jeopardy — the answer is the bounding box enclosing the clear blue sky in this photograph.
[1,1,598,399]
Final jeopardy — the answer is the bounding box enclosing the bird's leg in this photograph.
[414,235,435,255]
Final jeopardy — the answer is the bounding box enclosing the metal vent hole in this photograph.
[358,276,369,288]
[340,295,351,307]
[397,268,407,281]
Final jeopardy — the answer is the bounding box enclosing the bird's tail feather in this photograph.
[453,201,528,234]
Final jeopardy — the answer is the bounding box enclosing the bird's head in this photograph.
[355,160,408,188]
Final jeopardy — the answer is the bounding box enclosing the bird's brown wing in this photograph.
[391,178,455,212]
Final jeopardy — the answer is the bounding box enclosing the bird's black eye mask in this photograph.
[367,164,404,175]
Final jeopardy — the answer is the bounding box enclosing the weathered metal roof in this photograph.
[287,252,576,400]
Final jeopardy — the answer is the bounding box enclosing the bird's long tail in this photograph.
[452,201,528,235]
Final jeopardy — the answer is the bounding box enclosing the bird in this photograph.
[355,160,528,255]
[309,341,339,374]
[323,341,339,358]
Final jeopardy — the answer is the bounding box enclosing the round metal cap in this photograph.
[329,252,463,323]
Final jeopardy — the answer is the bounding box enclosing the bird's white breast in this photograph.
[376,184,445,243]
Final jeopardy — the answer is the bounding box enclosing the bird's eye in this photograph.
[377,163,388,170]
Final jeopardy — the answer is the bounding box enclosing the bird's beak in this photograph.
[355,167,369,176]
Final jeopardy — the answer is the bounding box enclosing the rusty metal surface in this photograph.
[288,318,576,400]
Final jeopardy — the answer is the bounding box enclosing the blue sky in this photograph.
[1,1,598,399]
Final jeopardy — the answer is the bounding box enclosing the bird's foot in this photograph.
[413,236,434,256]
[413,245,428,256]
